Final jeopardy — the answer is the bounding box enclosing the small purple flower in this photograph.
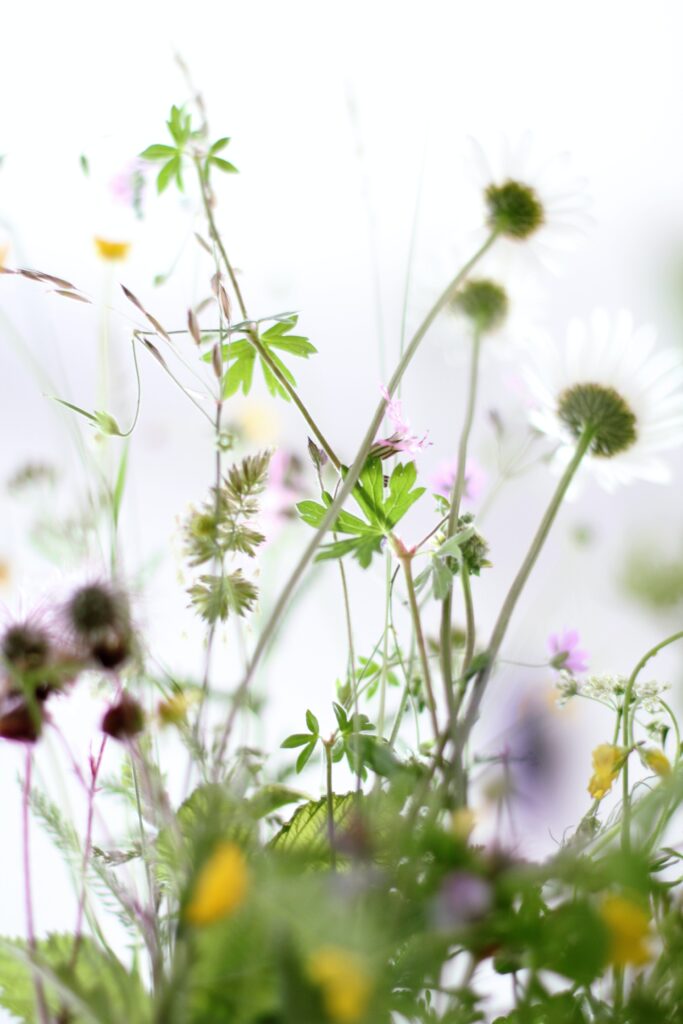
[109,159,147,217]
[434,871,492,929]
[372,386,431,458]
[431,457,487,504]
[548,628,588,674]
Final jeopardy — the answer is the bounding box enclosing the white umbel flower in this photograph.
[525,309,683,490]
[469,133,592,275]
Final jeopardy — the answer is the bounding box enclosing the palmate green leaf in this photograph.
[295,741,318,773]
[298,457,424,569]
[188,570,258,624]
[0,934,150,1024]
[215,315,316,401]
[138,144,177,161]
[270,792,357,857]
[281,733,312,749]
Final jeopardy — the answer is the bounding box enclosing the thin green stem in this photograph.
[214,232,498,764]
[439,330,482,737]
[378,549,392,738]
[400,553,439,743]
[324,741,337,870]
[460,570,476,678]
[460,426,595,745]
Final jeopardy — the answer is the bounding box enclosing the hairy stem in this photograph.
[400,552,439,743]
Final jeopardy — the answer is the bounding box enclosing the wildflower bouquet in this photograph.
[3,88,683,1024]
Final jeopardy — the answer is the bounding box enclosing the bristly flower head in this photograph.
[372,386,431,459]
[469,134,591,273]
[548,629,588,675]
[451,279,509,334]
[1,617,80,702]
[64,581,133,669]
[101,693,145,740]
[525,310,683,490]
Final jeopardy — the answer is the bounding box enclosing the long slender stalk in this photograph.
[324,741,337,870]
[213,233,497,767]
[459,427,595,749]
[439,329,482,725]
[399,553,439,743]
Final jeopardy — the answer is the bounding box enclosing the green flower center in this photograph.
[452,279,509,333]
[485,180,544,240]
[557,383,637,457]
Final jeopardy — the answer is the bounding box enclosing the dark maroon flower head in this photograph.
[101,693,144,740]
[0,692,43,743]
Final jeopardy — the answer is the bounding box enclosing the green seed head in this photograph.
[485,179,544,240]
[452,279,509,334]
[557,383,637,457]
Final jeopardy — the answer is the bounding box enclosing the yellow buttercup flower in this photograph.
[588,744,626,800]
[94,236,131,262]
[185,842,248,926]
[600,895,651,967]
[306,947,372,1023]
[158,693,190,726]
[451,808,476,842]
[643,748,672,777]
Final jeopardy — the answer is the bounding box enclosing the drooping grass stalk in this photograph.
[214,232,498,765]
[194,157,342,472]
[620,631,683,852]
[458,426,596,762]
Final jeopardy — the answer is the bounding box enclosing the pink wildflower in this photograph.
[548,629,589,674]
[431,457,487,504]
[372,386,431,459]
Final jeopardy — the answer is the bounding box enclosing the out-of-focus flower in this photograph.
[431,457,486,504]
[158,692,190,726]
[547,628,588,674]
[0,243,8,269]
[94,237,131,262]
[450,278,509,334]
[525,309,683,491]
[555,669,581,707]
[109,158,146,217]
[372,386,431,459]
[261,449,304,541]
[469,133,591,274]
[64,581,133,669]
[185,841,248,926]
[0,692,43,742]
[239,400,281,445]
[563,673,671,713]
[306,947,373,1023]
[451,807,476,842]
[435,871,493,928]
[642,748,672,777]
[588,744,626,800]
[101,694,144,740]
[600,895,651,967]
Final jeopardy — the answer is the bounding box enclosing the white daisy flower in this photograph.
[525,309,683,490]
[468,133,592,275]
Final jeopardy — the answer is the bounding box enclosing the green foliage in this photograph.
[185,450,270,624]
[298,457,425,568]
[270,792,357,857]
[210,315,317,401]
[140,104,235,195]
[0,934,150,1024]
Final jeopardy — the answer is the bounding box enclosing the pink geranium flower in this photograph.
[548,629,588,674]
[372,386,431,458]
[431,457,487,504]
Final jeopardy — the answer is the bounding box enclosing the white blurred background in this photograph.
[2,0,683,1008]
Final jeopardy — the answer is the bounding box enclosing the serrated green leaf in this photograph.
[270,792,357,856]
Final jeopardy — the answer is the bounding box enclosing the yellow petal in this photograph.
[185,841,248,926]
[306,947,372,1023]
[644,748,672,777]
[94,237,131,262]
[600,895,651,967]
